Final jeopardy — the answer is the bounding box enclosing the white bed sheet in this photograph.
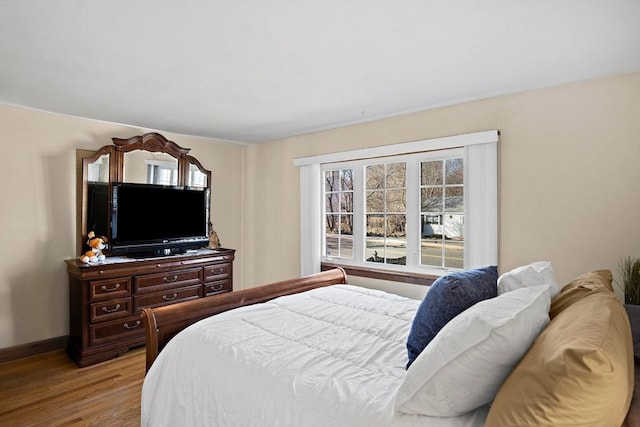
[141,285,488,427]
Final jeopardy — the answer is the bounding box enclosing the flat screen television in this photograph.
[111,182,210,257]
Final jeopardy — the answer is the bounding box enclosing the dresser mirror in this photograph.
[78,132,212,255]
[187,158,210,188]
[85,152,110,239]
[87,153,110,183]
[123,150,179,185]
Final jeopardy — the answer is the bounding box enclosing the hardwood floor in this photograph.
[0,347,145,426]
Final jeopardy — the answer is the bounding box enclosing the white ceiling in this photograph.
[1,1,639,144]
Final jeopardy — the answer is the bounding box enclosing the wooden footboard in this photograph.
[141,268,347,372]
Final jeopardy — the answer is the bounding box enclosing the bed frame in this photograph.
[141,267,347,372]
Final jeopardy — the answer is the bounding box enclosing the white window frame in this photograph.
[294,130,498,278]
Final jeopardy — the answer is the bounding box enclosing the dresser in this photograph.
[65,248,235,367]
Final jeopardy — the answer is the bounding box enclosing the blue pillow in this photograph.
[406,266,498,368]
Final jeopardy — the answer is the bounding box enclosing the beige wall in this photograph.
[242,73,640,296]
[1,72,639,350]
[0,106,244,348]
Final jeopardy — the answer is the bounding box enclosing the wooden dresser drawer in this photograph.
[90,297,133,323]
[89,277,131,301]
[204,263,231,282]
[134,268,202,294]
[204,279,231,297]
[89,314,144,346]
[66,248,234,367]
[133,284,201,311]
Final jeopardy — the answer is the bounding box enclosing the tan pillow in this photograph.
[486,291,633,427]
[549,269,613,319]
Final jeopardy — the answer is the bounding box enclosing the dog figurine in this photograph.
[80,231,108,263]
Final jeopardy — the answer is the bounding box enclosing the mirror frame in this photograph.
[78,132,211,255]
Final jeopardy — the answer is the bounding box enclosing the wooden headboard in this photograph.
[141,268,347,372]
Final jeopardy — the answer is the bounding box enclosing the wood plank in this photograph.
[0,336,68,364]
[0,348,144,426]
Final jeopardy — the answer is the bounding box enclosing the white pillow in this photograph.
[394,285,551,417]
[497,261,559,298]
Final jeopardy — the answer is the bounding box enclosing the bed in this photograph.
[141,266,638,427]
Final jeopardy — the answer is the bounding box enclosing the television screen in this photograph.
[111,183,209,256]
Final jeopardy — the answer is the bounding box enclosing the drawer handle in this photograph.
[123,320,140,329]
[211,268,224,275]
[163,293,178,301]
[101,304,121,313]
[163,275,178,283]
[211,284,223,292]
[101,283,121,292]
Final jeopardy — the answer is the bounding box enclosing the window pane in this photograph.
[444,187,463,212]
[366,214,384,237]
[421,161,443,186]
[340,214,353,235]
[444,214,464,240]
[386,215,406,265]
[341,192,353,213]
[386,214,406,238]
[326,193,339,213]
[421,213,443,267]
[341,170,353,191]
[325,170,340,192]
[444,240,464,269]
[341,237,353,259]
[366,190,384,213]
[421,214,442,238]
[323,168,354,260]
[386,243,406,265]
[445,158,463,185]
[444,159,464,185]
[421,238,443,267]
[366,164,385,189]
[365,213,384,264]
[386,162,406,188]
[421,187,442,212]
[386,189,406,213]
[326,215,339,234]
[326,235,339,257]
[365,241,384,263]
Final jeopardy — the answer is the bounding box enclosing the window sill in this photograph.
[321,261,438,287]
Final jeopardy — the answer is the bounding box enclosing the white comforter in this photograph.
[141,285,488,426]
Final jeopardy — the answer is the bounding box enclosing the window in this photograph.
[420,157,464,269]
[295,130,498,279]
[320,149,468,275]
[324,169,354,259]
[365,162,407,265]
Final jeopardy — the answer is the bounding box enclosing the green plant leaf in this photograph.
[618,257,640,305]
